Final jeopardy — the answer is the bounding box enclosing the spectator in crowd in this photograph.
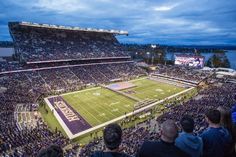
[136,120,190,157]
[175,115,203,157]
[218,106,233,127]
[232,96,236,153]
[37,145,64,157]
[91,123,131,157]
[217,106,236,156]
[200,109,232,157]
[217,106,235,139]
[231,102,236,126]
[232,107,236,126]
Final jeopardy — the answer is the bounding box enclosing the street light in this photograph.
[146,52,150,64]
[151,44,156,49]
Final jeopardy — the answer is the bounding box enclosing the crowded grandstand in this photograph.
[0,21,235,157]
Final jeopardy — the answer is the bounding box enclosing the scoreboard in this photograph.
[175,55,204,68]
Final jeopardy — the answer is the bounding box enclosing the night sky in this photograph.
[1,0,236,45]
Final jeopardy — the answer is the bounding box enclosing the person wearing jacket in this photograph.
[200,109,232,157]
[232,103,236,155]
[136,120,190,157]
[175,115,203,157]
[91,123,131,157]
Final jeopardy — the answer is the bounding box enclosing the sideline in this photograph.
[61,87,101,96]
[44,86,195,139]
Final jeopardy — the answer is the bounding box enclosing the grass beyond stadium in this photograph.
[42,77,187,139]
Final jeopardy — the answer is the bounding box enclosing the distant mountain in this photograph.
[0,41,13,48]
[122,43,236,50]
[163,45,236,50]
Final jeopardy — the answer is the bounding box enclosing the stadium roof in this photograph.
[9,21,129,35]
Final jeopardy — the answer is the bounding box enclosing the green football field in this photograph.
[62,87,136,126]
[122,79,185,100]
[60,78,185,127]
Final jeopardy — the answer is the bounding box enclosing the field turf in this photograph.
[122,78,185,100]
[42,78,186,139]
[62,87,136,126]
[61,78,185,127]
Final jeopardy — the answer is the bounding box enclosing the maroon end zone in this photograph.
[48,96,91,135]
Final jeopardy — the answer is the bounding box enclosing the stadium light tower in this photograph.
[150,45,156,65]
[151,44,156,49]
[146,52,150,64]
[135,52,138,59]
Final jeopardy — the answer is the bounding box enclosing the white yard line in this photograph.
[128,77,147,82]
[67,89,129,124]
[61,87,101,96]
[46,87,102,99]
[70,87,195,139]
[69,98,104,124]
[48,77,147,99]
[44,87,195,139]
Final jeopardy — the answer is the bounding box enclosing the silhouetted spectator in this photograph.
[200,109,232,157]
[232,97,236,153]
[231,95,236,125]
[136,120,190,157]
[175,115,203,157]
[217,106,236,157]
[91,123,131,157]
[37,145,63,157]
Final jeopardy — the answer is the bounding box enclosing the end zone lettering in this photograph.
[55,101,80,122]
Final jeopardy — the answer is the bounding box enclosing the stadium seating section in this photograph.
[9,22,129,62]
[0,23,235,157]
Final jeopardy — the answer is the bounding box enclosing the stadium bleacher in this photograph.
[0,22,147,156]
[8,22,130,63]
[0,21,236,157]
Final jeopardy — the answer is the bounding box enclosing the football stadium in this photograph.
[44,77,189,139]
[0,1,236,156]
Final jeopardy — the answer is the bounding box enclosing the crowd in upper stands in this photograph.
[154,65,210,83]
[10,25,129,62]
